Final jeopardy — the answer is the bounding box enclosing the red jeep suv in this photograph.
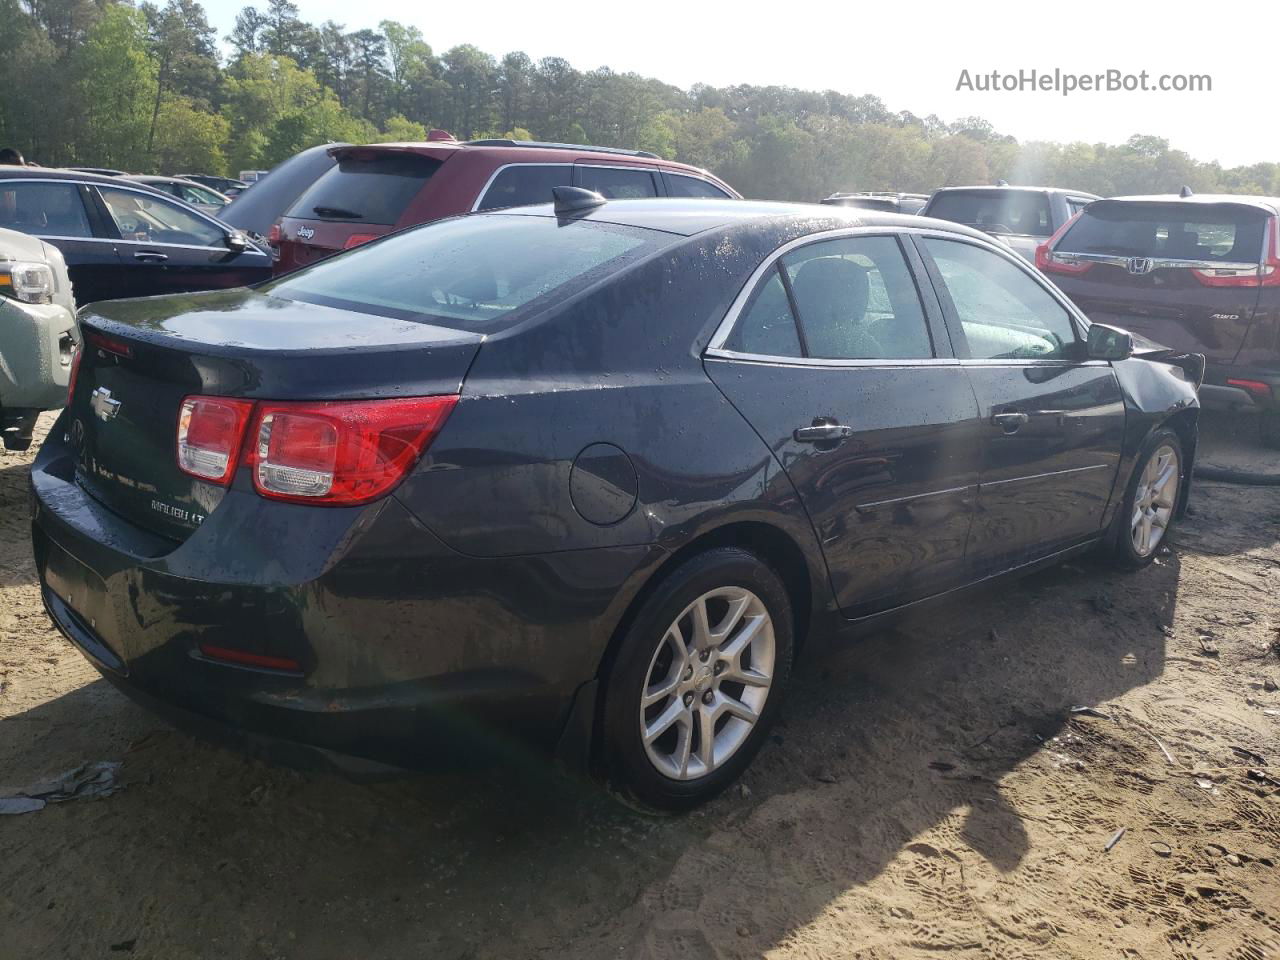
[272,135,740,274]
[1038,192,1280,446]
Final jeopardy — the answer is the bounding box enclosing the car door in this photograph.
[92,183,270,297]
[704,231,984,619]
[915,235,1126,574]
[0,178,121,305]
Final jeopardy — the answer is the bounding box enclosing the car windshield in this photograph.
[928,190,1053,237]
[1056,201,1268,262]
[263,213,667,329]
[286,151,441,225]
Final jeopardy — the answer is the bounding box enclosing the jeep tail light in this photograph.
[343,233,378,250]
[177,396,255,484]
[1226,378,1273,400]
[267,223,281,245]
[1035,213,1092,277]
[1192,216,1280,288]
[248,396,457,504]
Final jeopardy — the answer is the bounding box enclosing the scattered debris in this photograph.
[1264,677,1278,693]
[1246,769,1280,789]
[0,761,123,815]
[1197,635,1219,657]
[1146,733,1177,766]
[1226,854,1242,867]
[737,782,752,800]
[811,768,839,785]
[1231,745,1268,766]
[1070,705,1112,720]
[1206,843,1228,858]
[1150,841,1172,857]
[1105,827,1127,852]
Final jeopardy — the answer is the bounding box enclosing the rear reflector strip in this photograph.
[198,644,302,673]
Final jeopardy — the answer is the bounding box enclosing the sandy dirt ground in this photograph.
[2,410,1278,960]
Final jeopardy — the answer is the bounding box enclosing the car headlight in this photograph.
[0,260,55,304]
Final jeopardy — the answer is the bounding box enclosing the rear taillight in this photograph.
[250,397,457,504]
[174,394,458,504]
[177,396,255,484]
[1226,378,1274,400]
[267,223,281,245]
[1035,213,1091,277]
[1192,216,1280,288]
[66,346,82,405]
[343,233,378,250]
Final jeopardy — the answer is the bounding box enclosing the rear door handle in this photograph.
[991,410,1029,433]
[133,251,168,262]
[794,423,853,443]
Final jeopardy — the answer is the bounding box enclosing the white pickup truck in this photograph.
[0,227,78,450]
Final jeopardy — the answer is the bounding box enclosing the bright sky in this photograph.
[202,0,1278,168]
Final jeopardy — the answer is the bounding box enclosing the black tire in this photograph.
[601,547,794,812]
[1109,427,1184,570]
[1260,410,1280,450]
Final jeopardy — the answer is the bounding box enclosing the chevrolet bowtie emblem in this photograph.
[90,386,121,422]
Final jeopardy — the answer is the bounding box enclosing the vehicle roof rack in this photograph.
[465,138,660,160]
[552,186,607,216]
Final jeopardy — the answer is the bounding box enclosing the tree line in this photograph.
[2,0,1278,200]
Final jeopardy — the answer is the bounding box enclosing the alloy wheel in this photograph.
[639,586,776,781]
[1131,443,1180,558]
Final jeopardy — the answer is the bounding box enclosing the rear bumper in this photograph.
[30,417,661,769]
[1201,364,1280,412]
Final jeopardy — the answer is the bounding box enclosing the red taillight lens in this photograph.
[248,396,458,505]
[176,396,255,485]
[343,233,378,250]
[86,329,134,359]
[1226,378,1274,400]
[66,346,82,405]
[1035,213,1092,276]
[267,223,281,245]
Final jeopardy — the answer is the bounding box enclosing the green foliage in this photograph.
[0,0,1273,201]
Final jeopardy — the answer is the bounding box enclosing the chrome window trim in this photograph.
[470,162,574,212]
[706,225,1045,362]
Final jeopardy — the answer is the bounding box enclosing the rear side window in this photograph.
[665,174,732,199]
[727,235,933,361]
[264,214,667,330]
[576,166,659,199]
[1057,202,1267,262]
[928,190,1052,238]
[476,165,573,211]
[0,181,92,237]
[288,152,440,225]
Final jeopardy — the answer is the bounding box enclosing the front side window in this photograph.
[98,186,224,246]
[576,166,658,199]
[0,181,92,238]
[923,237,1079,360]
[476,165,573,211]
[264,214,667,330]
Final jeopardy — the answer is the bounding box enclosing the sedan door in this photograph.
[915,235,1126,574]
[705,232,984,620]
[0,178,121,305]
[92,184,271,297]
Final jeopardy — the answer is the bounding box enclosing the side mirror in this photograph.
[1087,323,1134,361]
[225,231,248,252]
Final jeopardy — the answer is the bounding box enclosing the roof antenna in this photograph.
[552,186,606,216]
[1180,185,1194,198]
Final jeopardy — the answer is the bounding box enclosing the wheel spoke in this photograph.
[710,594,751,644]
[695,707,716,770]
[726,665,770,688]
[720,613,765,660]
[643,673,681,708]
[644,699,686,744]
[673,717,693,777]
[717,692,758,724]
[691,599,713,651]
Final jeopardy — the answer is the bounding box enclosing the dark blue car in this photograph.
[31,194,1200,808]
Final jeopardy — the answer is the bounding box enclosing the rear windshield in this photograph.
[263,214,667,329]
[927,190,1052,237]
[1057,202,1267,263]
[286,152,440,225]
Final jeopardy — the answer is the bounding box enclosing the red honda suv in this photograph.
[1038,192,1280,446]
[272,134,740,274]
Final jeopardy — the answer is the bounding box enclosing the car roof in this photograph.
[0,166,150,189]
[932,185,1100,198]
[1101,193,1280,215]
[330,140,725,182]
[491,197,994,241]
